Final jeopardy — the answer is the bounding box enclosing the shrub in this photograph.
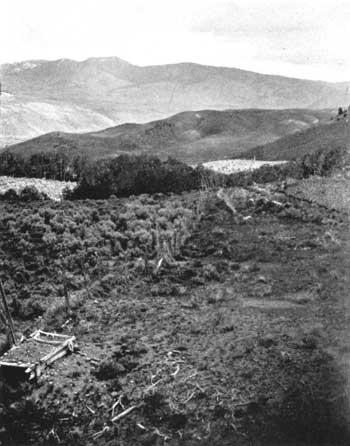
[1,188,18,201]
[0,185,48,202]
[67,154,201,199]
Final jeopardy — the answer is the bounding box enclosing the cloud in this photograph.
[190,0,350,76]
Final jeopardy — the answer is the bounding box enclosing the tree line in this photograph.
[0,151,87,181]
[65,154,202,199]
[0,145,347,200]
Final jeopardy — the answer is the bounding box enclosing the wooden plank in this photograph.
[41,337,75,362]
[32,338,63,345]
[0,361,34,368]
[35,330,73,339]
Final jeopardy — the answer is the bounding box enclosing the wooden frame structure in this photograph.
[0,330,75,380]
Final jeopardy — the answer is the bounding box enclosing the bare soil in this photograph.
[1,187,350,446]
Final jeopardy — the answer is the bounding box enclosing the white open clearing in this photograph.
[0,176,77,201]
[202,159,287,174]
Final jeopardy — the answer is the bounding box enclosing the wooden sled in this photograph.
[0,330,75,380]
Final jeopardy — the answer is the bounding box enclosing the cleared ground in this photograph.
[1,177,350,445]
[201,159,287,174]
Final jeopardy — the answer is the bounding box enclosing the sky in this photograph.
[1,0,349,82]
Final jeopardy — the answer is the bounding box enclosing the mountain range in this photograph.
[1,57,349,147]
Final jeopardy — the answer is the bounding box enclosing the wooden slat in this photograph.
[0,330,76,379]
[37,330,72,338]
[0,361,34,368]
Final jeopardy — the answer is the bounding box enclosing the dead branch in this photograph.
[171,364,180,377]
[111,405,139,423]
[144,378,163,393]
[153,258,164,276]
[46,428,60,443]
[230,422,238,432]
[182,371,198,382]
[86,405,95,414]
[61,318,72,328]
[154,428,170,440]
[196,382,205,393]
[150,369,162,382]
[111,394,125,416]
[92,425,110,439]
[183,391,196,404]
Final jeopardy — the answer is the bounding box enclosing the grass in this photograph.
[286,171,350,212]
[243,119,350,161]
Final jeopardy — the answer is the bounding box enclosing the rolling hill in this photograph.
[1,56,349,147]
[242,117,350,161]
[2,108,333,164]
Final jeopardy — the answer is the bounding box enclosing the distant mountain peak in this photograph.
[82,56,132,64]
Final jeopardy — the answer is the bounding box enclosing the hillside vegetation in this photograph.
[242,119,350,161]
[2,109,333,164]
[1,56,348,146]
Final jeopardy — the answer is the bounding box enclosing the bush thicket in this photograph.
[0,186,49,202]
[0,146,346,200]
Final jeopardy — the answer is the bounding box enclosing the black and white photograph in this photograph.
[0,1,350,444]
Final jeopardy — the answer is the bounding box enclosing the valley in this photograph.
[1,54,350,446]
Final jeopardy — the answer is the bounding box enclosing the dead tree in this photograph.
[0,280,16,346]
[62,274,71,316]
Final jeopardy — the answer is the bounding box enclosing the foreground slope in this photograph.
[1,183,350,445]
[1,56,349,146]
[2,109,332,164]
